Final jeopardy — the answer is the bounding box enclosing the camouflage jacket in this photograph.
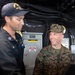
[33,45,73,75]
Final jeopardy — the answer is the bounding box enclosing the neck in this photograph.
[52,44,61,49]
[3,25,16,40]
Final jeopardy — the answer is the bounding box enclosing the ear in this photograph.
[5,16,11,23]
[62,34,64,39]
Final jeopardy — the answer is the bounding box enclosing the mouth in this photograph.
[50,39,56,44]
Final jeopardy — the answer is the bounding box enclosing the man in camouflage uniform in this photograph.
[33,24,73,75]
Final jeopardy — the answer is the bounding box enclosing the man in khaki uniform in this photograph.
[33,24,73,75]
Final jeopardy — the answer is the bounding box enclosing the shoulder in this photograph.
[37,45,51,56]
[62,45,72,54]
[41,45,51,51]
[36,45,51,61]
[62,45,70,51]
[0,33,6,42]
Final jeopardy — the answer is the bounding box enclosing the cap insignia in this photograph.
[13,3,22,10]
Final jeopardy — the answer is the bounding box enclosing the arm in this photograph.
[57,47,74,75]
[0,41,24,75]
[33,50,44,75]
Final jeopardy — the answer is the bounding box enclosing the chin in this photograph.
[51,42,55,45]
[19,29,22,31]
[51,43,56,46]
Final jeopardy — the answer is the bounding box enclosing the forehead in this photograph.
[50,31,63,35]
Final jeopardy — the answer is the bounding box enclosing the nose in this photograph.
[21,20,24,25]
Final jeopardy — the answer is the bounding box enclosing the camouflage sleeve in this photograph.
[33,49,44,75]
[57,47,74,75]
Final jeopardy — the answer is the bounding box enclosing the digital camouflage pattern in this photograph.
[33,45,73,75]
[49,24,66,34]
